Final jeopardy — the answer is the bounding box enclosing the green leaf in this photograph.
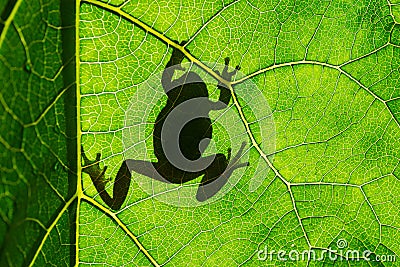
[0,0,77,266]
[1,0,399,266]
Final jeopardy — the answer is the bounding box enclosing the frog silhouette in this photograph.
[82,41,249,210]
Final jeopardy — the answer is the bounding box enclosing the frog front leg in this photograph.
[161,40,187,92]
[81,146,131,210]
[214,57,241,107]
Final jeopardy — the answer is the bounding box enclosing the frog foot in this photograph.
[228,142,249,171]
[170,40,188,70]
[196,142,249,202]
[215,57,240,85]
[81,146,110,186]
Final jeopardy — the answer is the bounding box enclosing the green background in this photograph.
[0,0,399,266]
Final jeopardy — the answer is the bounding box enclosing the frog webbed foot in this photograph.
[214,57,240,85]
[228,142,250,171]
[81,146,110,186]
[196,142,249,202]
[169,40,188,70]
[81,146,131,210]
[222,57,240,82]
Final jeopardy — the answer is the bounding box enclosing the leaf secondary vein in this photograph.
[28,194,77,267]
[81,194,161,267]
[0,0,22,48]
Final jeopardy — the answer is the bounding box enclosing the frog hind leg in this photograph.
[125,159,170,183]
[81,146,131,210]
[196,142,249,202]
